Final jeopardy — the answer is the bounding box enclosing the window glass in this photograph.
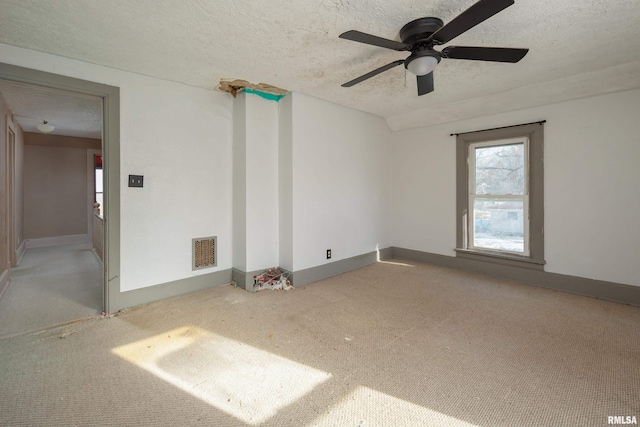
[473,198,524,253]
[94,155,103,213]
[95,168,103,193]
[474,143,524,195]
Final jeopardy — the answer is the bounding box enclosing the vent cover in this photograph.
[192,236,217,270]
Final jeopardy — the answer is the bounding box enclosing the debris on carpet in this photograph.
[254,267,293,291]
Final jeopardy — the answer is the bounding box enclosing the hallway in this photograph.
[0,242,102,338]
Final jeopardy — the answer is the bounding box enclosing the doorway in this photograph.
[0,62,120,327]
[0,81,104,336]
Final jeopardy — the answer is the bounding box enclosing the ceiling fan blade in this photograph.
[428,0,514,44]
[417,72,434,96]
[442,46,528,62]
[339,30,411,51]
[342,60,405,87]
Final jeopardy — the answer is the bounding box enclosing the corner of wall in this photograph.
[278,92,294,272]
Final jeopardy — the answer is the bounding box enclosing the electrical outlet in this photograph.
[128,175,144,188]
[327,249,331,259]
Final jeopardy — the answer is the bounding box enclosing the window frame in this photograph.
[456,122,545,270]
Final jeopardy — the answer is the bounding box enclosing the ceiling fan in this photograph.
[339,0,528,96]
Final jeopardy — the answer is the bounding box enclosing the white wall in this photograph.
[1,43,233,292]
[278,94,294,272]
[245,94,279,271]
[392,89,640,287]
[233,92,280,273]
[232,94,247,272]
[291,93,392,271]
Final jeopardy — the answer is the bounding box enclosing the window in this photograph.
[456,122,545,269]
[469,138,528,255]
[94,155,103,214]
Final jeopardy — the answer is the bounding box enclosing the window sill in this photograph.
[455,248,545,271]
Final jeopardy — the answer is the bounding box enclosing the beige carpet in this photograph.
[0,242,103,338]
[0,259,638,426]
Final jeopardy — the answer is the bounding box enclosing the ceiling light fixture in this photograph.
[405,51,441,76]
[36,120,55,134]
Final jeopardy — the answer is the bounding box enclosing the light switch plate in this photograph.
[129,175,143,187]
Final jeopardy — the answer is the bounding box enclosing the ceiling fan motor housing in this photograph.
[399,17,444,45]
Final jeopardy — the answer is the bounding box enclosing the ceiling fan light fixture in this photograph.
[406,54,440,76]
[36,120,55,134]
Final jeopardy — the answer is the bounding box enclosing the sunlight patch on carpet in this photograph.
[378,260,415,267]
[306,385,478,427]
[112,326,331,424]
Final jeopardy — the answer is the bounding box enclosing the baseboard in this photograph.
[292,247,392,287]
[16,240,26,266]
[231,248,393,291]
[231,268,263,292]
[109,268,233,313]
[391,247,640,307]
[231,269,248,290]
[378,247,392,261]
[25,234,89,249]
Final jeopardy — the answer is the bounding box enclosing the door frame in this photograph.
[5,115,16,268]
[0,62,120,314]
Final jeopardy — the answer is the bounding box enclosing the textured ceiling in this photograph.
[1,0,639,133]
[0,80,102,139]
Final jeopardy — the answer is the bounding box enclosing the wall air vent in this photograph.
[192,236,217,270]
